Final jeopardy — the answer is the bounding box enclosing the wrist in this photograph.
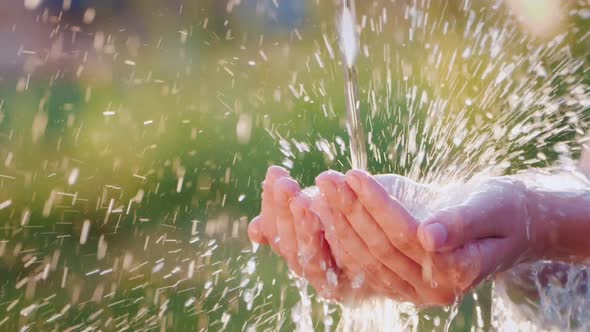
[523,185,552,260]
[522,184,590,261]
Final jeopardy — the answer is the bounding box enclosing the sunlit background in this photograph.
[0,0,588,330]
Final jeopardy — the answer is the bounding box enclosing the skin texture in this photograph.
[248,166,589,306]
[248,166,374,301]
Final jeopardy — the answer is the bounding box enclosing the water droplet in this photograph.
[23,0,41,10]
[83,8,96,24]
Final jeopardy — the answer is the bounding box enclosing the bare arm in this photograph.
[528,187,590,261]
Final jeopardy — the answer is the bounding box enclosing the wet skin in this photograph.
[248,166,577,306]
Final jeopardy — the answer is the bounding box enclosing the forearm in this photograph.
[497,185,590,326]
[528,187,590,261]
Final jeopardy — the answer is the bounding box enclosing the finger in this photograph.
[290,193,342,298]
[344,170,422,259]
[314,180,418,301]
[274,177,303,275]
[302,195,372,301]
[318,173,425,285]
[310,194,356,276]
[311,194,370,287]
[248,216,268,244]
[433,238,515,291]
[261,166,290,253]
[290,193,330,268]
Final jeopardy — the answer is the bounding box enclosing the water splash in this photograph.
[1,0,589,330]
[492,160,590,332]
[337,299,418,332]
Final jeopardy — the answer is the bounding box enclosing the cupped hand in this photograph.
[418,177,546,291]
[247,166,374,301]
[248,167,539,306]
[316,171,545,305]
[314,169,457,306]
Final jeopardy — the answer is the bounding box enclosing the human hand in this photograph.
[314,170,457,305]
[418,177,547,292]
[247,166,374,300]
[249,167,542,306]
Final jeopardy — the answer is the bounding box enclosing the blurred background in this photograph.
[0,0,588,330]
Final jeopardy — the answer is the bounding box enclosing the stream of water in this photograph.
[1,1,589,331]
[341,0,368,171]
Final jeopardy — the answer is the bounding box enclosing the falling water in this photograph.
[340,0,368,170]
[330,0,590,331]
[2,0,590,331]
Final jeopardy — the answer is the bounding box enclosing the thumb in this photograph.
[418,205,499,252]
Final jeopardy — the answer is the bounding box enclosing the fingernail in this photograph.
[268,165,288,177]
[316,178,336,194]
[346,174,361,192]
[422,223,448,250]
